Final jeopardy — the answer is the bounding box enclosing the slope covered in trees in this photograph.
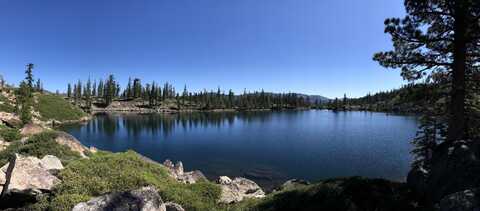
[325,83,440,113]
[66,76,322,112]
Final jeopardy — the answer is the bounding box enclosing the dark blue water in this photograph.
[60,110,418,189]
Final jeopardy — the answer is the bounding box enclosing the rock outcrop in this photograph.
[217,176,265,203]
[72,186,166,211]
[278,179,310,191]
[163,160,207,184]
[425,140,480,202]
[0,112,22,128]
[0,154,62,196]
[19,123,46,136]
[54,131,90,157]
[439,188,480,211]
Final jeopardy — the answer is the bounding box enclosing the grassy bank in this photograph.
[35,94,86,122]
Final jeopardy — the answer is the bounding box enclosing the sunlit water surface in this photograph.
[60,110,418,189]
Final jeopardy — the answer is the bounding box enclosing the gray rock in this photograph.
[439,188,480,211]
[163,160,206,184]
[0,154,60,196]
[55,131,89,157]
[177,170,207,184]
[0,112,22,128]
[40,155,64,174]
[427,140,480,201]
[72,186,166,211]
[164,202,185,211]
[279,179,310,191]
[217,176,265,203]
[19,123,46,136]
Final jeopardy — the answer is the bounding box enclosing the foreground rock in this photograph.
[19,123,46,136]
[55,131,90,157]
[0,154,62,196]
[163,160,207,184]
[217,176,266,203]
[72,186,166,211]
[0,112,22,128]
[424,140,480,202]
[439,188,480,211]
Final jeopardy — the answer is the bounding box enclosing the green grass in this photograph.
[0,93,15,113]
[241,177,422,211]
[0,131,81,166]
[0,127,21,142]
[35,94,86,121]
[35,151,222,211]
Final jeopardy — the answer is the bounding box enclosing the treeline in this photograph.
[66,75,315,110]
[323,83,437,113]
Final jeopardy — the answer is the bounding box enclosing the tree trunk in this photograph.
[447,1,467,142]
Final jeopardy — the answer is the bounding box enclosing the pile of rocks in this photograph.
[162,159,207,184]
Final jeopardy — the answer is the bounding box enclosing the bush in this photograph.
[48,151,222,211]
[0,127,21,142]
[35,94,86,121]
[0,131,81,166]
[0,94,14,113]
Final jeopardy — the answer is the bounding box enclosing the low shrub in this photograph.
[46,151,222,211]
[0,127,21,142]
[0,131,81,166]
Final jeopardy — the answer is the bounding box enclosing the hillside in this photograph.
[325,83,437,113]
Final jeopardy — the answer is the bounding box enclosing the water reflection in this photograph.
[61,110,418,190]
[84,111,276,139]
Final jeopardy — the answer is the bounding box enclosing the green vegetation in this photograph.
[0,126,21,142]
[240,177,422,211]
[30,151,222,211]
[68,76,316,110]
[35,94,86,121]
[0,94,15,113]
[0,131,81,166]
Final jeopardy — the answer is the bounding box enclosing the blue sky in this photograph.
[0,0,405,98]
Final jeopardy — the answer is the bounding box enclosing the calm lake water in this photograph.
[60,110,418,189]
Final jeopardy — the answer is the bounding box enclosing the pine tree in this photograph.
[25,63,34,90]
[374,0,480,142]
[67,83,72,98]
[35,78,41,92]
[17,81,32,124]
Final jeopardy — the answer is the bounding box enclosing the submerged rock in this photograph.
[72,186,165,211]
[217,176,265,203]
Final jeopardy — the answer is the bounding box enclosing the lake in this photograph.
[60,110,418,190]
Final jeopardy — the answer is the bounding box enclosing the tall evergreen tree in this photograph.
[374,0,480,142]
[67,83,72,98]
[25,63,34,90]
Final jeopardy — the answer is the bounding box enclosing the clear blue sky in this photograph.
[0,0,405,98]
